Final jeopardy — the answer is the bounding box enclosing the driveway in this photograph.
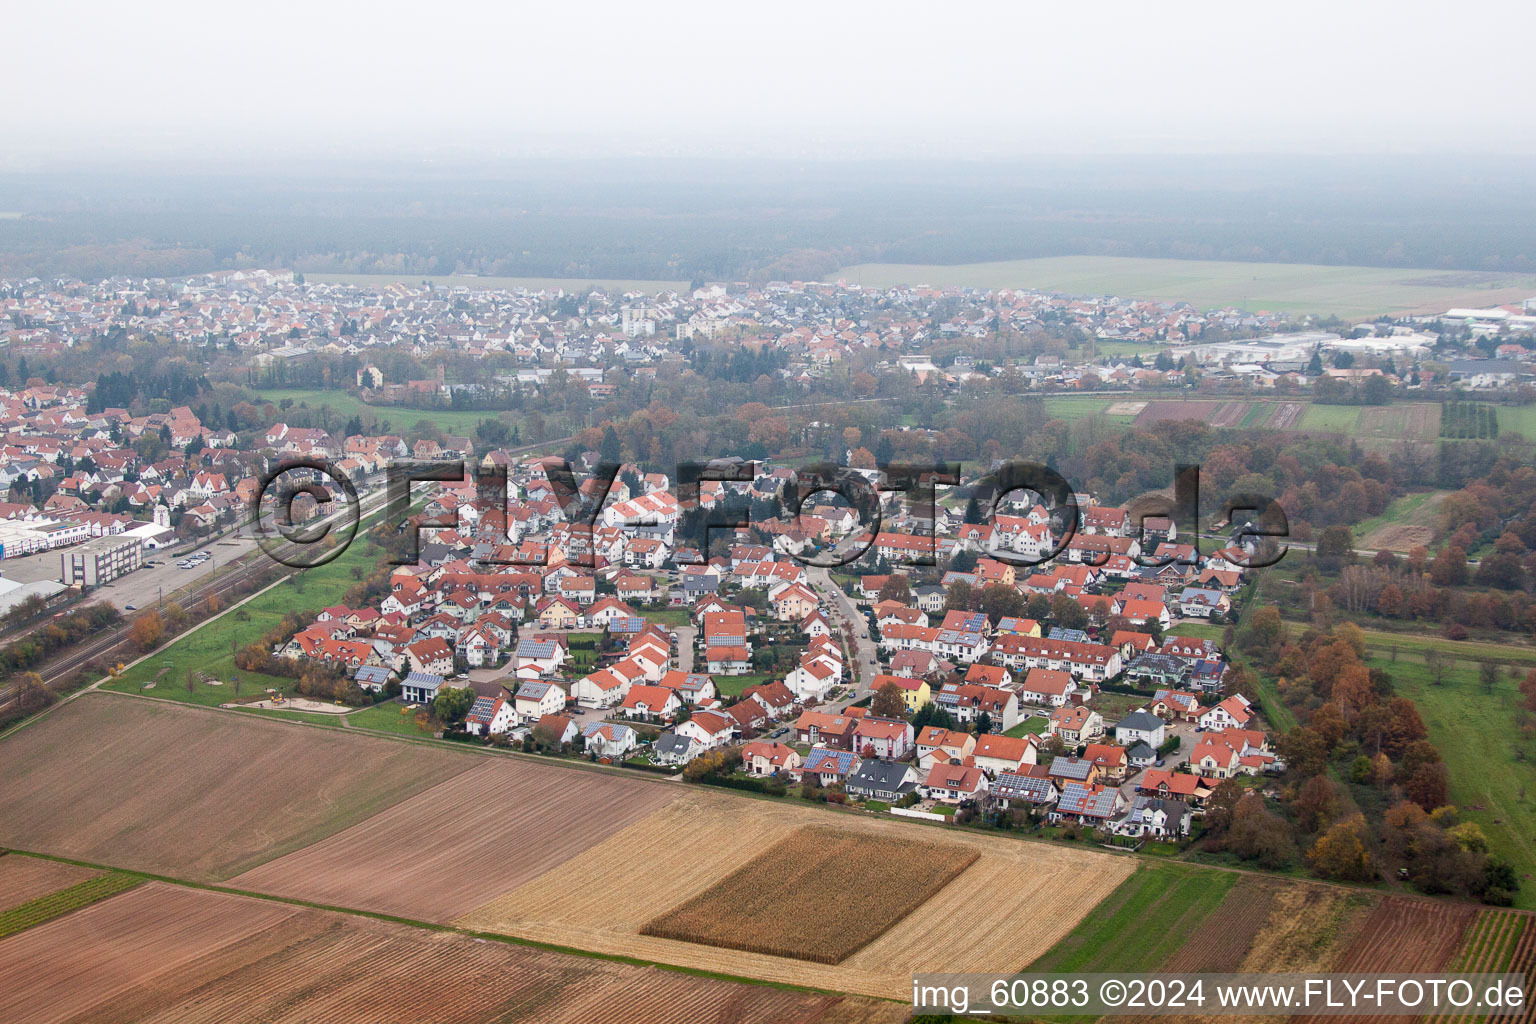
[1118,719,1198,800]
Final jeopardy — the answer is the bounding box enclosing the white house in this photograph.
[514,680,566,721]
[581,721,639,759]
[1113,710,1166,748]
[464,696,518,736]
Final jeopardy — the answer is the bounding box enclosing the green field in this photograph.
[102,528,388,707]
[346,701,438,736]
[830,256,1536,319]
[1028,862,1238,978]
[1040,396,1133,422]
[714,672,770,697]
[1298,404,1362,433]
[1366,649,1536,909]
[1495,404,1536,442]
[250,388,510,436]
[308,272,688,295]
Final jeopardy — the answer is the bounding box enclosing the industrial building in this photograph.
[60,535,142,587]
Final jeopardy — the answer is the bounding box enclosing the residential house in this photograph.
[464,697,518,736]
[922,763,988,804]
[582,721,639,759]
[1113,710,1166,749]
[1049,705,1104,744]
[514,680,566,722]
[845,760,921,802]
[742,740,802,777]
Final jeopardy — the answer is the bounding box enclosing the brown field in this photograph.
[231,758,678,922]
[1135,400,1224,427]
[455,790,1134,998]
[1150,884,1377,1024]
[0,882,868,1024]
[1105,400,1147,416]
[1159,876,1283,973]
[0,694,477,881]
[642,824,978,964]
[1358,402,1442,439]
[1363,524,1435,552]
[1270,401,1306,429]
[1296,896,1476,1024]
[0,857,99,914]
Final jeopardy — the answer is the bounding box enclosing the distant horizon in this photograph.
[7,0,1534,163]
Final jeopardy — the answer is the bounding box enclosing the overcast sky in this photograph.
[6,0,1533,164]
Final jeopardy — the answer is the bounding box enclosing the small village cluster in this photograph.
[266,442,1281,843]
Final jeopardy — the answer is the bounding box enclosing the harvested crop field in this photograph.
[0,882,864,1024]
[1105,400,1147,416]
[0,694,477,881]
[232,758,677,922]
[642,824,978,963]
[455,790,1133,998]
[0,856,98,914]
[1296,896,1476,1024]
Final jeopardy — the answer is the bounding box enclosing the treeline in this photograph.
[0,603,122,680]
[1224,617,1518,904]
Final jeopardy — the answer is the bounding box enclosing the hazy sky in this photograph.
[6,0,1533,163]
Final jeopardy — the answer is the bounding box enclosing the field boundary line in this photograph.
[0,848,888,1003]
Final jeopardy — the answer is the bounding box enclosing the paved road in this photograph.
[805,565,877,696]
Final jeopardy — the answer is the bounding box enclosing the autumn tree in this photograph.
[11,672,54,714]
[1307,814,1378,881]
[877,574,911,605]
[131,611,165,651]
[943,581,975,613]
[1429,545,1469,587]
[1398,739,1450,811]
[1294,775,1340,833]
[1237,605,1284,656]
[1226,793,1298,869]
[871,681,907,720]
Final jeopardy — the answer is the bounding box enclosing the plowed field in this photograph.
[0,882,865,1024]
[231,758,678,921]
[0,694,477,881]
[0,857,99,913]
